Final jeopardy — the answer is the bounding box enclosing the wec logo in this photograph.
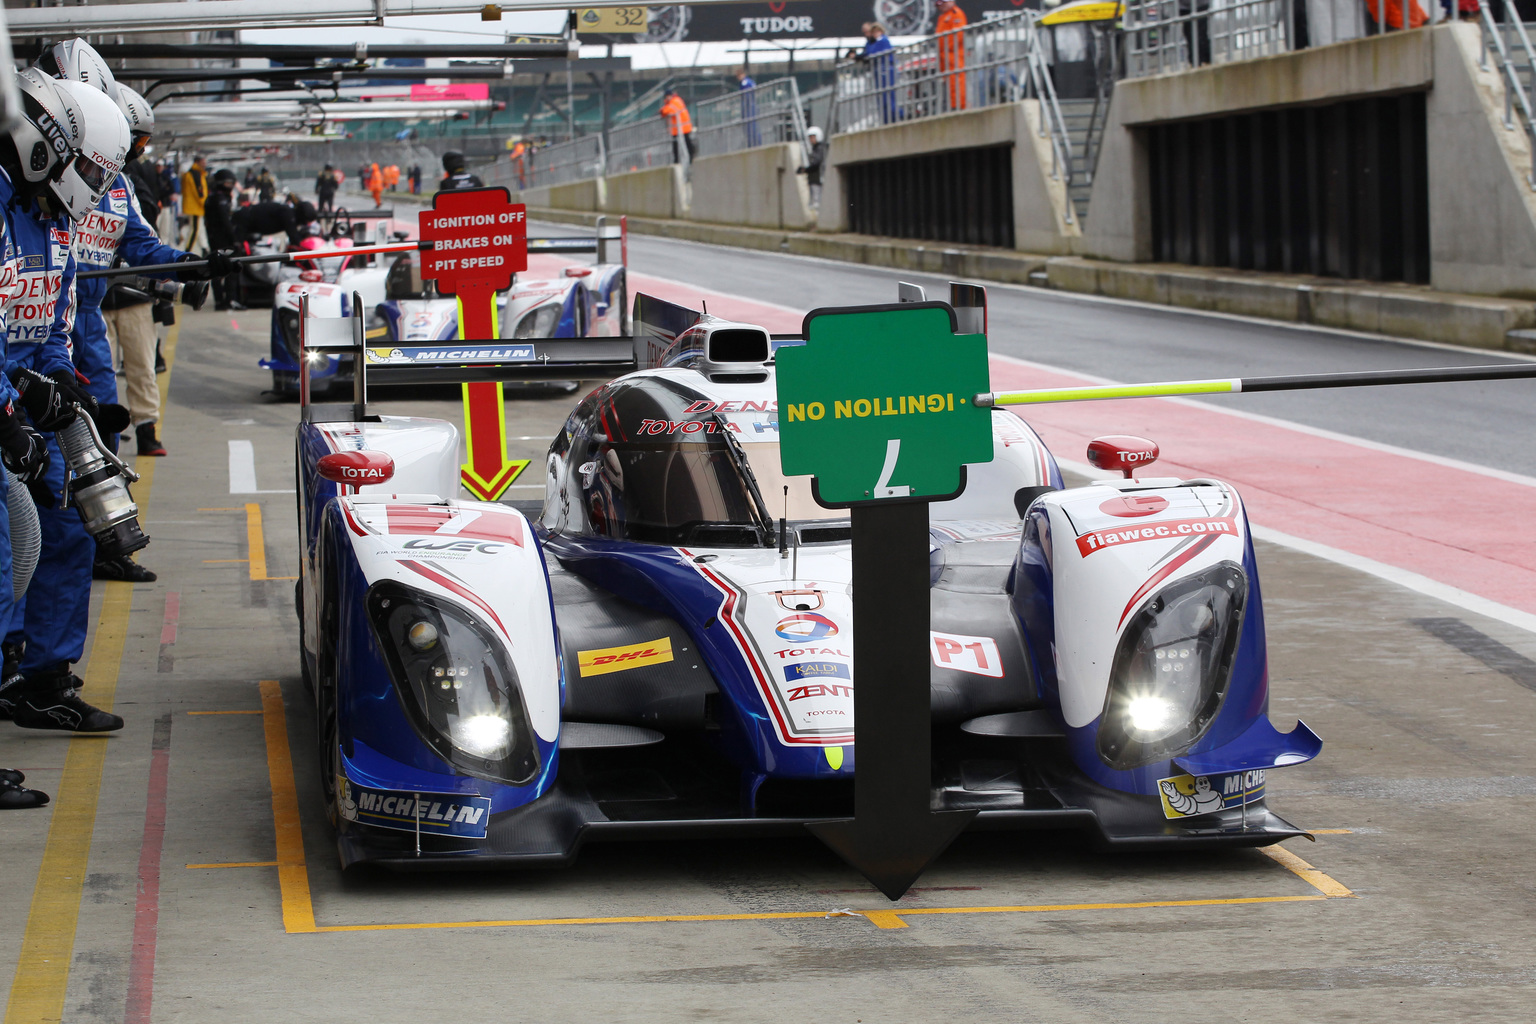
[400,538,504,554]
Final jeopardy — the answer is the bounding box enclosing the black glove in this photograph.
[11,368,72,431]
[47,369,98,423]
[205,250,238,277]
[0,410,52,506]
[174,252,213,281]
[96,403,131,436]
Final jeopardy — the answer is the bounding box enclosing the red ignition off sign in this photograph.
[418,187,527,293]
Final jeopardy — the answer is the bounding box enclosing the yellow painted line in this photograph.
[255,690,1355,936]
[0,320,181,1024]
[198,507,242,512]
[245,504,268,582]
[1262,844,1356,898]
[987,378,1239,407]
[260,680,317,934]
[3,583,134,1022]
[186,862,279,870]
[186,710,263,716]
[203,559,248,564]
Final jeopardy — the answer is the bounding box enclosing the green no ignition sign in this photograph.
[777,303,994,505]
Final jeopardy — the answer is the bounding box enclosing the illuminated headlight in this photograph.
[366,582,539,785]
[277,308,303,358]
[513,302,561,338]
[1096,561,1248,770]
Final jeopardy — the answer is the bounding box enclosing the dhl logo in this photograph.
[577,636,674,678]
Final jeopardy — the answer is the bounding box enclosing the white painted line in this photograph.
[1056,455,1536,637]
[993,352,1536,490]
[228,440,294,495]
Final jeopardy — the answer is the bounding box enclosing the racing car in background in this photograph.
[375,218,628,344]
[289,282,1321,870]
[269,220,628,398]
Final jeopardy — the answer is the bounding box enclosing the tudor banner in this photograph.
[628,2,1038,43]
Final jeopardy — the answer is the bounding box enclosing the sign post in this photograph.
[418,187,530,501]
[777,302,993,901]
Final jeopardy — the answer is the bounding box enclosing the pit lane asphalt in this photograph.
[4,253,1536,1022]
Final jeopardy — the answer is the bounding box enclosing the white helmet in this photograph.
[39,39,119,99]
[8,69,81,191]
[807,126,824,143]
[48,79,129,221]
[114,85,154,159]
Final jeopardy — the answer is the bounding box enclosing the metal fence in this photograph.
[482,133,605,190]
[832,11,1041,133]
[831,11,1081,220]
[605,76,810,176]
[1122,0,1294,79]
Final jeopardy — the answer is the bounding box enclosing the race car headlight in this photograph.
[1096,561,1248,771]
[513,302,561,339]
[277,308,303,359]
[366,582,540,785]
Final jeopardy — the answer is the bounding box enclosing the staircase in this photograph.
[1057,96,1104,226]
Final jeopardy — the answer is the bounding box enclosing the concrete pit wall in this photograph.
[818,101,1079,254]
[1084,22,1536,299]
[689,143,814,230]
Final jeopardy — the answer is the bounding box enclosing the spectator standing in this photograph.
[315,165,339,214]
[736,69,761,148]
[935,0,969,112]
[206,169,241,310]
[384,164,400,192]
[243,167,257,191]
[179,153,209,251]
[659,88,697,165]
[508,140,528,188]
[1363,0,1427,29]
[860,23,897,124]
[409,164,422,193]
[367,162,384,207]
[797,126,828,209]
[257,167,276,202]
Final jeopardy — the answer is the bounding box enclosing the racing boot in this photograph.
[136,422,167,457]
[93,555,157,583]
[0,642,24,721]
[10,666,123,733]
[0,775,49,809]
[155,342,166,374]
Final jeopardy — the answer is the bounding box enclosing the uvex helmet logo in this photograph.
[34,112,70,160]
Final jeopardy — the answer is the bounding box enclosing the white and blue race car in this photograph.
[290,286,1320,870]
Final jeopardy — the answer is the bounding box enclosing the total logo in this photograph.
[774,612,838,642]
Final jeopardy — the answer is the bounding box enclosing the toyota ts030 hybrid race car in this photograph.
[291,286,1320,869]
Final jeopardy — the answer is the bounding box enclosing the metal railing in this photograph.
[832,12,1039,133]
[1122,0,1293,79]
[1480,1,1536,188]
[482,133,605,190]
[830,11,1082,222]
[605,76,809,176]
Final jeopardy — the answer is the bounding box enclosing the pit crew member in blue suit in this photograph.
[45,50,230,581]
[0,70,133,733]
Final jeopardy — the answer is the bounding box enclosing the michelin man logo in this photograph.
[1158,770,1266,819]
[1160,775,1223,816]
[337,776,358,822]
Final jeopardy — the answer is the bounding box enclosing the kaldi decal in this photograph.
[1077,515,1239,557]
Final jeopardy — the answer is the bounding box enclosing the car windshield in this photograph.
[576,377,844,544]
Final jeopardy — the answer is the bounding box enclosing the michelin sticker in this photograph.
[365,344,536,365]
[338,775,493,839]
[1157,770,1266,819]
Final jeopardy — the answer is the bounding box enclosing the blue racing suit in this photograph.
[2,168,94,678]
[70,173,184,408]
[0,172,26,642]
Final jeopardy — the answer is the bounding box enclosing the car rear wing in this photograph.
[297,290,637,424]
[527,214,627,266]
